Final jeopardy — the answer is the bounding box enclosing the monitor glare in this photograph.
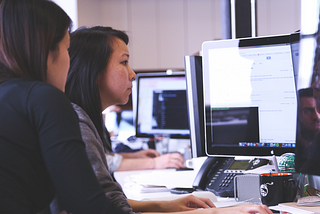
[134,72,190,138]
[295,0,320,177]
[202,33,299,157]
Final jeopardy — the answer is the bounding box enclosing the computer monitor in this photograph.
[134,72,190,139]
[295,0,320,178]
[184,55,206,158]
[202,33,299,157]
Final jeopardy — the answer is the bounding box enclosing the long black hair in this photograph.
[66,26,129,152]
[0,0,72,81]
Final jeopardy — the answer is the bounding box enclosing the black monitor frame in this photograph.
[184,55,206,157]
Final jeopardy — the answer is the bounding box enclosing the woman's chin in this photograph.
[118,98,129,106]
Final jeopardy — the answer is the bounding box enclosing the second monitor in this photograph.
[134,72,190,139]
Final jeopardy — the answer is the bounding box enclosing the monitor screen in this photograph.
[134,72,190,138]
[202,33,299,156]
[295,1,320,177]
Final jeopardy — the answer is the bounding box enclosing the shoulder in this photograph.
[28,79,66,100]
[71,104,106,164]
[6,78,70,105]
[4,78,62,94]
[71,103,91,122]
[1,78,61,98]
[71,103,101,140]
[27,80,74,114]
[1,78,73,113]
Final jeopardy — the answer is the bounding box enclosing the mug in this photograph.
[185,156,207,172]
[260,172,297,206]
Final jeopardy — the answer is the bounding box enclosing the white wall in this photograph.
[52,0,78,31]
[256,0,300,36]
[77,0,301,71]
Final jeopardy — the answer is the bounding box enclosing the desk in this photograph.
[114,169,175,201]
[114,168,244,208]
[114,168,199,200]
[271,202,320,214]
[114,168,320,213]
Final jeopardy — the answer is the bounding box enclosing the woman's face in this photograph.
[46,31,70,92]
[98,38,136,109]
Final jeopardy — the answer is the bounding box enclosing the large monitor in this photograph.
[134,72,190,139]
[295,0,320,179]
[202,33,299,157]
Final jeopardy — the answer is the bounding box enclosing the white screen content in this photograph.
[207,43,297,145]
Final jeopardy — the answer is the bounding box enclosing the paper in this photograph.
[269,202,320,214]
[123,182,169,193]
[142,191,218,203]
[297,196,320,206]
[120,169,198,196]
[129,169,197,189]
[213,200,248,208]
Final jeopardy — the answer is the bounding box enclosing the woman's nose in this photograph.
[129,67,136,81]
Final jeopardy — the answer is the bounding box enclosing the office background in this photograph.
[77,0,300,71]
[54,0,300,72]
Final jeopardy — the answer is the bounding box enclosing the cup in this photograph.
[185,156,207,172]
[154,134,170,155]
[259,172,297,206]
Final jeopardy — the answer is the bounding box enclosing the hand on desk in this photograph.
[122,149,185,169]
[128,195,214,213]
[210,204,272,214]
[59,199,272,214]
[153,152,185,169]
[117,151,184,171]
[129,199,272,214]
[166,199,273,214]
[120,149,160,158]
[165,194,215,211]
[120,148,186,169]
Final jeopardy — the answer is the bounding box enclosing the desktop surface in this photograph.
[114,168,237,206]
[114,167,318,213]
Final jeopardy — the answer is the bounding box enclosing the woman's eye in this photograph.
[122,60,128,65]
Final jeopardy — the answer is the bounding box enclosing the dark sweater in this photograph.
[50,104,136,214]
[0,78,109,214]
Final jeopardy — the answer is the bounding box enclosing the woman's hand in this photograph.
[163,195,215,212]
[211,204,273,214]
[154,152,185,169]
[133,149,160,158]
[119,149,160,159]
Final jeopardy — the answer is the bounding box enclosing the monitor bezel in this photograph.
[184,55,207,157]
